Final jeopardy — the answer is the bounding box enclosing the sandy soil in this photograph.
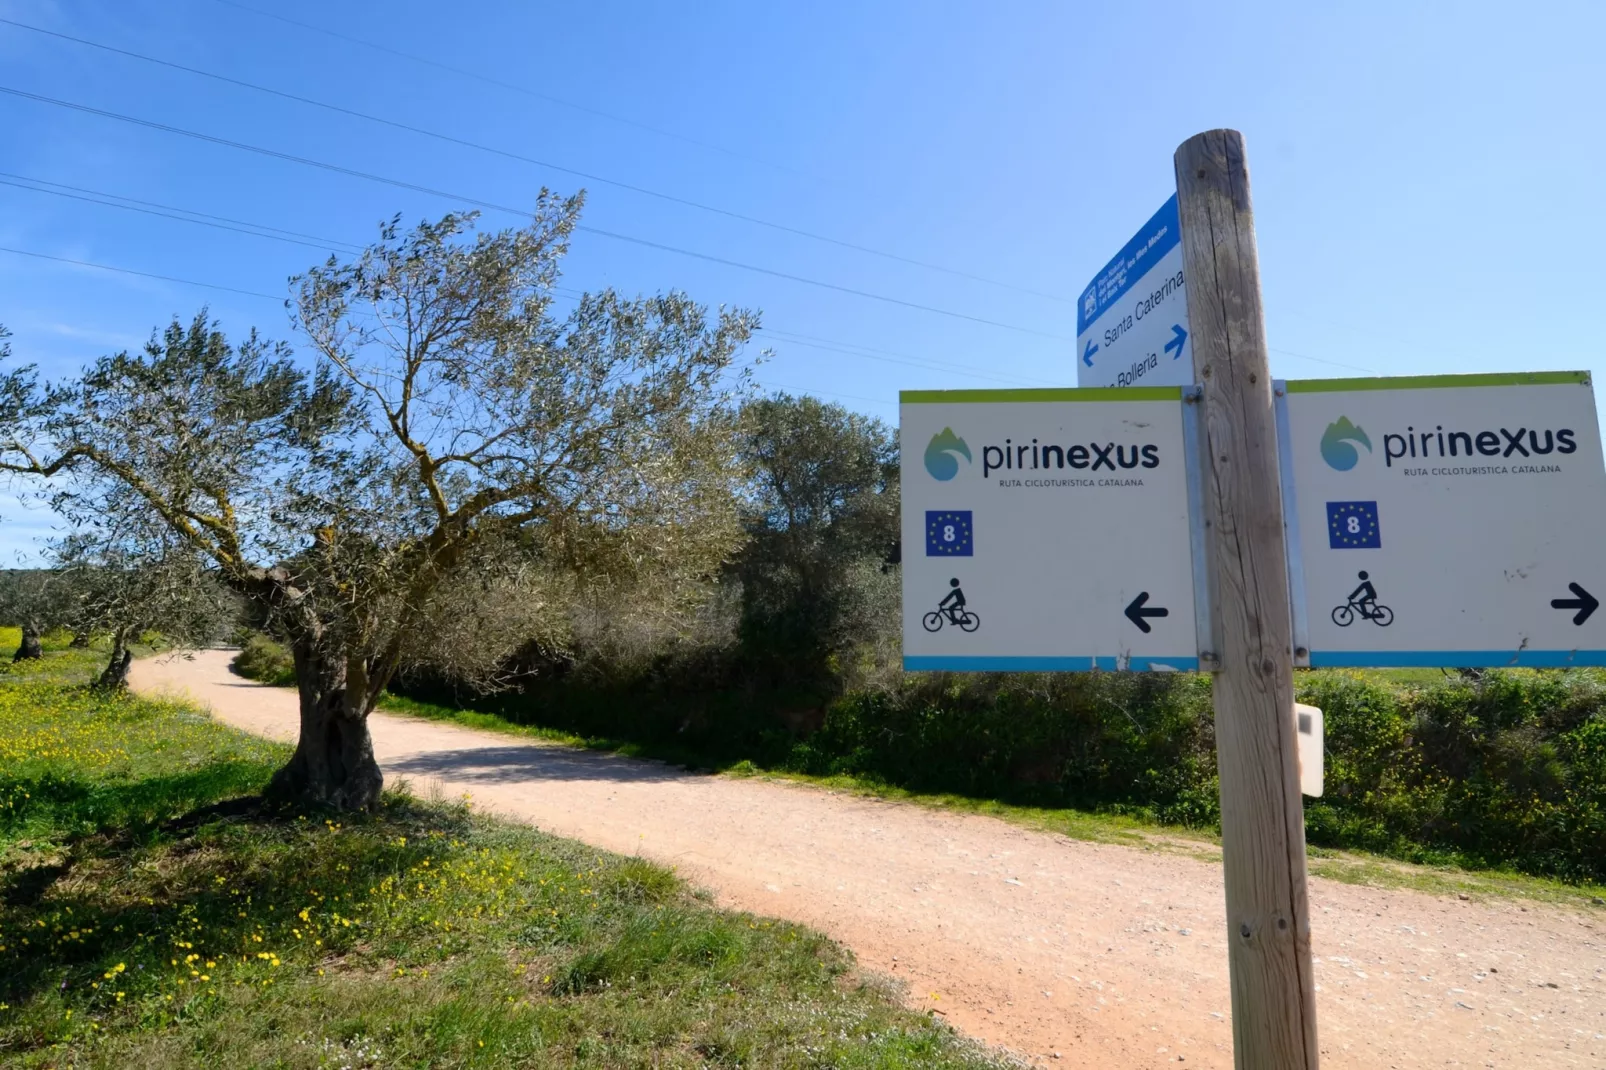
[130,651,1606,1068]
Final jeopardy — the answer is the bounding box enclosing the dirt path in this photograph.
[130,652,1606,1068]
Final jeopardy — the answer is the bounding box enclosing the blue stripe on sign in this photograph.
[1309,650,1606,668]
[1077,194,1181,335]
[903,655,1200,673]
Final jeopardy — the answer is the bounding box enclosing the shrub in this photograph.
[1300,668,1606,879]
[797,671,1219,822]
[231,634,295,686]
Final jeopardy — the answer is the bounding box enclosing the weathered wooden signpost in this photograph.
[903,125,1606,1070]
[1174,128,1318,1069]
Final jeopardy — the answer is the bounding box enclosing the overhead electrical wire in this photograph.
[0,183,1372,382]
[754,380,897,408]
[204,0,803,179]
[0,246,999,408]
[0,246,283,301]
[757,330,1054,388]
[0,172,368,250]
[0,179,1372,383]
[0,17,1069,305]
[537,285,1040,386]
[0,84,1071,342]
[0,182,1042,386]
[0,175,361,254]
[0,243,899,406]
[0,238,1370,383]
[1264,346,1377,375]
[759,326,1064,386]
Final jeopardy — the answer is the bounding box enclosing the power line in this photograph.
[0,241,1374,400]
[0,172,367,250]
[0,246,283,301]
[760,331,1048,388]
[761,326,1064,386]
[203,0,804,180]
[1267,346,1376,375]
[0,248,913,410]
[522,285,1038,387]
[754,380,896,409]
[0,84,1071,342]
[0,175,361,254]
[1,177,1373,384]
[0,214,1030,388]
[1,17,1069,305]
[0,171,1078,390]
[538,290,1036,388]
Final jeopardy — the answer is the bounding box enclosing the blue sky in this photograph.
[2,0,1602,563]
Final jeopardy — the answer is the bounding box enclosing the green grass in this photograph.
[0,640,1011,1069]
[1306,849,1606,908]
[1368,667,1461,688]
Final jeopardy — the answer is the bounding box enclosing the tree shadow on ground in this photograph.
[386,744,699,786]
[0,762,274,848]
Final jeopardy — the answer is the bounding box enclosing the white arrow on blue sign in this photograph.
[1077,195,1193,390]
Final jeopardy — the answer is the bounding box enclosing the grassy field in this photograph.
[0,634,1010,1069]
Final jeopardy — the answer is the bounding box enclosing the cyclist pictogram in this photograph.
[1331,570,1393,627]
[922,578,980,633]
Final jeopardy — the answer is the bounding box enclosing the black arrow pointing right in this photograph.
[1551,583,1599,626]
[1124,592,1170,634]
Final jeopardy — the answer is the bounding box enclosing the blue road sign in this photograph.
[1076,195,1193,390]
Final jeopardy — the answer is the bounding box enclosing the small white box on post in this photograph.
[1295,703,1323,798]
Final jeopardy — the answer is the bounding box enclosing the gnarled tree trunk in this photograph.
[70,630,91,649]
[94,629,133,691]
[266,638,384,810]
[12,623,42,661]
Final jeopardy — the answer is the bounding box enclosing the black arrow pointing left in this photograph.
[1551,583,1599,626]
[1124,592,1170,634]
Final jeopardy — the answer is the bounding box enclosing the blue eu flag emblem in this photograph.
[1327,501,1381,549]
[926,510,973,556]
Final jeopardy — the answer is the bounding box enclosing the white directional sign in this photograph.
[1076,195,1192,390]
[1281,372,1606,667]
[901,388,1201,671]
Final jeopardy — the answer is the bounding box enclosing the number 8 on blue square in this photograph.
[1326,500,1381,549]
[925,510,973,556]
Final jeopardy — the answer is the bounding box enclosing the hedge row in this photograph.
[261,642,1606,883]
[791,668,1606,881]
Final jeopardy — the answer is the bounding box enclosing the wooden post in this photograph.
[1173,129,1318,1069]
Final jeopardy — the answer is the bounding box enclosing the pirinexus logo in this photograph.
[1382,424,1576,467]
[1321,417,1371,471]
[982,438,1159,475]
[924,428,971,480]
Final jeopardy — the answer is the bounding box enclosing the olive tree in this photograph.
[1,197,755,808]
[51,521,237,690]
[732,393,899,683]
[0,569,67,661]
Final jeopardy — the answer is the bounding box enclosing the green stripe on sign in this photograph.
[1285,371,1590,394]
[899,386,1183,403]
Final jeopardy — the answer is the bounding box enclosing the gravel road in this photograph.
[131,651,1606,1068]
